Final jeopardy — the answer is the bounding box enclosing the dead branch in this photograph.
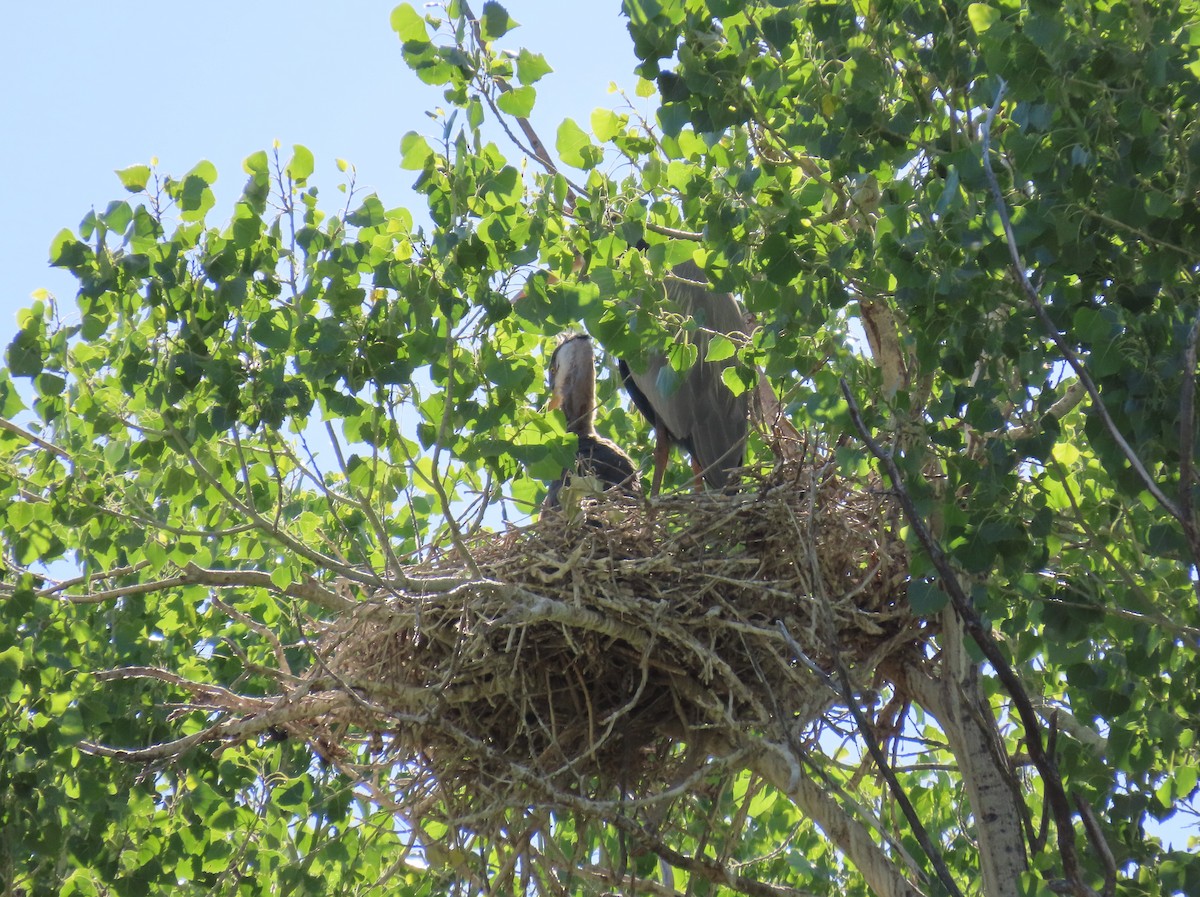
[980,81,1181,526]
[841,379,1100,897]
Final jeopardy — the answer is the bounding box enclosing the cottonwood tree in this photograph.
[2,2,1199,896]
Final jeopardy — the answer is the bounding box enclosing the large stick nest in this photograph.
[309,458,921,822]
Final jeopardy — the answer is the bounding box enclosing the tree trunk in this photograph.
[900,611,1028,897]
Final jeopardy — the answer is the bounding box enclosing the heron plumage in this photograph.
[618,260,749,492]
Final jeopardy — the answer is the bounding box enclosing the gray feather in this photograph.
[624,261,749,490]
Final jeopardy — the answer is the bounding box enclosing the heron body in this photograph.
[619,260,749,493]
[544,333,639,510]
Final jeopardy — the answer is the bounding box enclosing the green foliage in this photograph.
[3,0,1200,895]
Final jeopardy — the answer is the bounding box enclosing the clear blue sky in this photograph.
[0,1,637,334]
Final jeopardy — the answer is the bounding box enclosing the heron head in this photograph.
[547,332,596,434]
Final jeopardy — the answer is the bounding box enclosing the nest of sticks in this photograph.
[307,456,922,824]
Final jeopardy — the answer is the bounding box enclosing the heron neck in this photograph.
[561,375,597,437]
[562,400,596,436]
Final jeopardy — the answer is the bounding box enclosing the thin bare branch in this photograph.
[980,80,1182,525]
[160,419,391,590]
[323,419,403,576]
[747,736,928,897]
[458,0,586,203]
[426,323,482,578]
[54,563,353,614]
[0,416,71,460]
[1074,796,1117,897]
[79,691,357,763]
[841,378,1100,897]
[827,646,965,897]
[1179,311,1200,603]
[791,476,955,895]
[645,222,704,242]
[998,380,1087,441]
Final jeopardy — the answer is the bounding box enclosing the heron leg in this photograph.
[651,427,671,496]
[689,457,705,492]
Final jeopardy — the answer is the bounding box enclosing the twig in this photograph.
[644,223,704,242]
[840,379,1099,897]
[458,0,586,202]
[35,562,150,596]
[79,691,356,763]
[829,650,965,897]
[210,595,293,678]
[160,418,391,590]
[0,416,72,460]
[1179,311,1200,603]
[1074,796,1116,897]
[980,81,1182,524]
[790,476,961,897]
[53,563,352,614]
[323,419,403,577]
[426,322,482,578]
[997,380,1087,441]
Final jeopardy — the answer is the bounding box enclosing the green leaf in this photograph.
[0,372,26,417]
[907,579,947,614]
[591,108,620,142]
[286,144,315,182]
[0,645,25,682]
[48,228,88,268]
[5,328,45,378]
[115,164,151,193]
[347,194,386,227]
[556,118,597,169]
[967,3,1000,33]
[480,1,518,42]
[400,132,434,170]
[250,310,292,351]
[102,199,132,233]
[704,333,735,362]
[721,365,747,397]
[497,85,536,118]
[667,340,698,374]
[185,159,218,186]
[35,372,66,397]
[516,49,552,85]
[390,3,429,43]
[270,566,294,590]
[179,167,216,220]
[243,149,270,177]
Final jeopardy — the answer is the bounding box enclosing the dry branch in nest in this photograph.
[87,457,925,860]
[300,458,921,828]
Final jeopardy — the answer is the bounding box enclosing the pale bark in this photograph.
[858,299,909,398]
[900,612,1028,897]
[746,738,928,897]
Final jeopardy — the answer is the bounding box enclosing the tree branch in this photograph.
[1179,311,1200,603]
[997,380,1087,441]
[0,416,72,460]
[840,379,1099,897]
[459,0,587,204]
[746,737,928,897]
[52,563,353,614]
[980,80,1182,525]
[79,690,358,763]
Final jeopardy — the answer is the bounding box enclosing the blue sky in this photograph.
[0,1,637,333]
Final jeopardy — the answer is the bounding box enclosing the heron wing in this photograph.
[623,262,749,490]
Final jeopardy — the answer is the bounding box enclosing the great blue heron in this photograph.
[543,332,639,510]
[619,259,749,494]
